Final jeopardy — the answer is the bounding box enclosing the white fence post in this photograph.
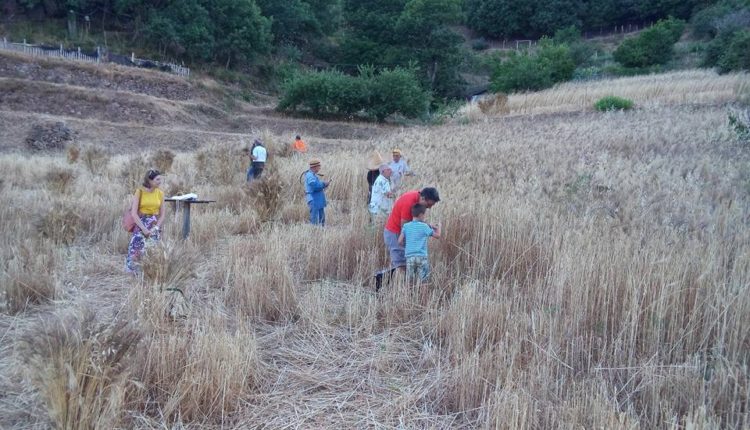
[1,38,188,77]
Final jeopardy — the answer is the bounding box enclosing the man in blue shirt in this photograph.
[305,158,330,226]
[398,203,441,283]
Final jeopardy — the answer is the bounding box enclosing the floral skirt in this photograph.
[125,214,160,273]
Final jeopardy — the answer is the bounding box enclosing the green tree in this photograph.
[490,39,574,93]
[717,29,750,72]
[529,0,583,36]
[368,66,431,120]
[537,39,576,82]
[466,0,533,38]
[613,17,685,68]
[339,0,406,65]
[490,52,552,92]
[256,0,322,46]
[691,0,749,39]
[395,0,464,96]
[143,0,214,61]
[203,0,272,67]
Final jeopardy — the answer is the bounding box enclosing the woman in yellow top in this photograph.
[126,169,166,273]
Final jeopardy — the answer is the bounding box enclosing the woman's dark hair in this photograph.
[296,135,301,140]
[420,187,440,203]
[142,169,161,188]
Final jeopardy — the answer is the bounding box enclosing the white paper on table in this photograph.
[169,193,198,201]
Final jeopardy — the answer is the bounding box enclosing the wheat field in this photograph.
[1,71,749,429]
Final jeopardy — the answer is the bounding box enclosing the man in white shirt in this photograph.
[247,139,267,183]
[388,148,413,192]
[369,164,394,221]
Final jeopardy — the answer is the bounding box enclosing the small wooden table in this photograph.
[165,198,215,240]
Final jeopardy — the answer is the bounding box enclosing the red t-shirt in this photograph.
[385,190,420,234]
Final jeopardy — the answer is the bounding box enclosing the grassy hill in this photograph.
[1,49,749,428]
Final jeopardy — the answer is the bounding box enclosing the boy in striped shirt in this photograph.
[398,203,441,283]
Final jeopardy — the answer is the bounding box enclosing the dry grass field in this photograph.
[1,65,749,429]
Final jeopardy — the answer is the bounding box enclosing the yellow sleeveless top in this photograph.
[138,188,163,215]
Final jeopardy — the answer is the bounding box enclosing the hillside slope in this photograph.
[0,51,390,153]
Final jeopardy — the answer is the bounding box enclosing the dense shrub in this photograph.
[691,1,750,39]
[613,18,685,68]
[553,26,595,66]
[594,96,634,111]
[729,108,750,142]
[277,67,429,121]
[368,68,431,121]
[537,40,576,82]
[717,30,750,73]
[491,52,551,93]
[277,70,368,116]
[490,40,575,93]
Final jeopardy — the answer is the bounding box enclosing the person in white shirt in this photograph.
[369,164,394,221]
[388,148,413,192]
[247,139,267,183]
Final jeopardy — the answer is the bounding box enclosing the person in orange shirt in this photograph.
[293,135,307,153]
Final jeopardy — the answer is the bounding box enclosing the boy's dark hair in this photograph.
[420,187,440,203]
[411,203,427,218]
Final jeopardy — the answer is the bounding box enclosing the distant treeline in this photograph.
[465,0,718,39]
[5,0,738,99]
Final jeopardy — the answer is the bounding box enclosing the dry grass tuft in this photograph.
[81,145,110,174]
[194,143,245,185]
[132,320,261,422]
[225,240,299,321]
[119,154,150,189]
[478,93,510,115]
[66,144,80,164]
[149,149,175,173]
[161,174,193,197]
[36,202,82,245]
[18,309,141,429]
[244,170,284,222]
[142,241,199,289]
[44,166,77,194]
[1,239,57,314]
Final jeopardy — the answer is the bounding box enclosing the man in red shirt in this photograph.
[377,187,440,290]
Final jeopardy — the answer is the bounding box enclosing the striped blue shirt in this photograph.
[402,220,434,258]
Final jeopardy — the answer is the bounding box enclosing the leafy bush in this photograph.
[553,25,582,45]
[537,40,576,82]
[368,67,431,121]
[278,69,369,116]
[490,40,575,93]
[717,30,750,72]
[691,0,750,39]
[491,52,552,93]
[613,18,685,68]
[595,96,634,111]
[729,108,750,142]
[278,66,429,121]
